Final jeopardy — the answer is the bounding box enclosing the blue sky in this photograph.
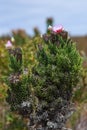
[0,0,87,36]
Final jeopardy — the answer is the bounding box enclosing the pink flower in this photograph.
[5,40,13,49]
[52,25,64,33]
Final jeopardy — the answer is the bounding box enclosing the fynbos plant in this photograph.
[5,26,82,130]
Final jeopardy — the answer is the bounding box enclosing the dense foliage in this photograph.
[4,27,82,130]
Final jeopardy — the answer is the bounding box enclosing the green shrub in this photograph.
[32,30,82,102]
[5,27,82,130]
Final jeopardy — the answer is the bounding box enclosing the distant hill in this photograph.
[72,36,87,55]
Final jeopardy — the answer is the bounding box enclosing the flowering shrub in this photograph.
[5,26,82,130]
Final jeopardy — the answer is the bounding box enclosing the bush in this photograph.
[5,27,82,130]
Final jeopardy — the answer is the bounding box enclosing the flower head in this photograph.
[5,40,13,49]
[48,25,64,33]
[52,25,64,33]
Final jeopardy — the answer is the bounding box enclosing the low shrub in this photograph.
[5,26,82,130]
